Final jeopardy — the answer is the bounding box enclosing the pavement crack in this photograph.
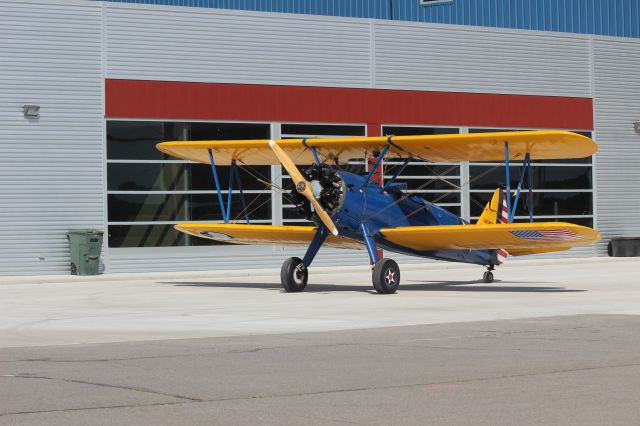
[1,374,202,403]
[0,401,187,417]
[3,361,640,418]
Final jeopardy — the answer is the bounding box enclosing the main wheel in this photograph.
[372,258,400,294]
[281,257,308,292]
[483,271,494,283]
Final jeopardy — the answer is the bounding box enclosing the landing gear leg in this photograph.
[483,265,495,284]
[280,225,329,292]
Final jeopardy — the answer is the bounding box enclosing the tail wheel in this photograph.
[372,258,400,294]
[483,271,494,283]
[281,257,308,292]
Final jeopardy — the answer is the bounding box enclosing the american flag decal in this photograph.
[510,229,584,241]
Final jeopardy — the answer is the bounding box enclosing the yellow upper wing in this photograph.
[175,223,364,250]
[379,222,600,251]
[157,131,597,165]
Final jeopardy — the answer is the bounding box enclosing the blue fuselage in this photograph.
[331,171,496,266]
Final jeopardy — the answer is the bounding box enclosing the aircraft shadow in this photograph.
[163,280,585,293]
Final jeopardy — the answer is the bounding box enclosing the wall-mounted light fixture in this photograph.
[23,104,40,119]
[634,121,640,134]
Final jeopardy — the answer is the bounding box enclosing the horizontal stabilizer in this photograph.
[379,222,600,252]
[175,223,364,250]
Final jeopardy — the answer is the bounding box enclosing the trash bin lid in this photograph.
[67,229,104,236]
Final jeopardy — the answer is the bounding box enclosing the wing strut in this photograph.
[207,151,250,224]
[360,137,391,190]
[503,142,534,223]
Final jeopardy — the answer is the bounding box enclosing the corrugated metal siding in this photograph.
[100,0,640,38]
[106,5,372,88]
[106,4,592,99]
[592,37,640,253]
[374,22,591,97]
[103,0,389,19]
[0,0,104,275]
[397,0,640,38]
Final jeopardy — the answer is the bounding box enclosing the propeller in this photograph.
[268,140,339,236]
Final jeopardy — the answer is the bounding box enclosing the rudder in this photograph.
[476,188,504,225]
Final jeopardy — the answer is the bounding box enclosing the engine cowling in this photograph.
[290,164,345,221]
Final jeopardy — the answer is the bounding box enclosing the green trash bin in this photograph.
[67,229,104,275]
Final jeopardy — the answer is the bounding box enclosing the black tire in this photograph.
[70,263,77,275]
[483,271,494,283]
[281,257,308,292]
[372,258,400,294]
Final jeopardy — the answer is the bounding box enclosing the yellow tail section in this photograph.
[476,188,502,225]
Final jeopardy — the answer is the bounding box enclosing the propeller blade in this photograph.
[269,140,338,236]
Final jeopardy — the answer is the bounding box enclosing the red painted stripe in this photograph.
[105,80,593,130]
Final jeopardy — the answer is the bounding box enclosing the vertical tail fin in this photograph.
[476,188,509,265]
[476,188,503,225]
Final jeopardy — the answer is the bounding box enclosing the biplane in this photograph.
[156,131,600,294]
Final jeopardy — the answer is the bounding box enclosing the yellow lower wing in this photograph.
[175,223,364,250]
[380,222,600,251]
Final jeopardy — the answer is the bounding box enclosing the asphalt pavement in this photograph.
[1,257,639,425]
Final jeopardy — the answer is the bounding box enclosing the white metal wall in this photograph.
[592,37,640,254]
[0,0,104,275]
[105,3,592,98]
[373,22,591,97]
[106,5,372,88]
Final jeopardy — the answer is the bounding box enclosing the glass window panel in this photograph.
[469,128,526,133]
[283,207,304,220]
[107,121,186,160]
[470,191,593,217]
[189,122,270,140]
[409,192,461,204]
[382,126,459,136]
[341,162,366,175]
[534,157,593,165]
[108,194,188,222]
[190,193,271,221]
[532,166,592,190]
[470,166,592,190]
[384,163,460,177]
[108,164,272,197]
[108,163,188,192]
[281,124,365,136]
[189,164,271,191]
[439,206,461,216]
[108,193,271,223]
[469,165,523,190]
[395,178,460,191]
[108,225,186,248]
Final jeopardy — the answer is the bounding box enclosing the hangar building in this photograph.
[1,0,639,275]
